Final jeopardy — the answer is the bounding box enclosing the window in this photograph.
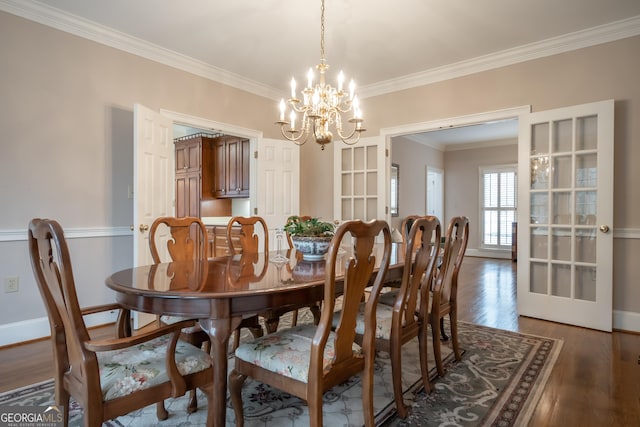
[481,166,517,248]
[390,163,399,217]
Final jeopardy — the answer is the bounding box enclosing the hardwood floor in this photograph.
[1,257,639,426]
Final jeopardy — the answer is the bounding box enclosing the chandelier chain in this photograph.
[320,0,325,64]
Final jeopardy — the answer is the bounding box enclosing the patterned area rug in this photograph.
[0,322,562,426]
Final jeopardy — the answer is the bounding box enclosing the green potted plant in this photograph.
[284,216,335,260]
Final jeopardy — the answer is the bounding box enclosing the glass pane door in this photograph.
[518,100,613,332]
[334,136,386,222]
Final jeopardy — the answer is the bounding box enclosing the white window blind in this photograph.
[481,167,517,248]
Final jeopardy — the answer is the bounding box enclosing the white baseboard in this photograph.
[0,311,118,347]
[466,248,512,259]
[613,309,640,333]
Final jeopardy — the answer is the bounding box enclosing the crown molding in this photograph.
[360,15,640,99]
[1,1,639,101]
[0,0,282,100]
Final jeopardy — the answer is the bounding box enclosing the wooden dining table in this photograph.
[105,243,406,427]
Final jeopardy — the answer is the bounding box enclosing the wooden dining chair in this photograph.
[401,214,422,251]
[28,218,214,426]
[378,214,425,303]
[429,216,469,376]
[227,216,270,349]
[229,219,392,427]
[149,216,212,413]
[337,216,441,418]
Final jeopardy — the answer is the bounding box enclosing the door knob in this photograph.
[139,224,149,232]
[599,225,610,233]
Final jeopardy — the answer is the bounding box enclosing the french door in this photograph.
[517,100,614,331]
[333,135,388,223]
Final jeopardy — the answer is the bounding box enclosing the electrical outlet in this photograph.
[4,276,19,293]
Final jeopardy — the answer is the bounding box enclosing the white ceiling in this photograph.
[4,0,640,145]
[405,119,520,150]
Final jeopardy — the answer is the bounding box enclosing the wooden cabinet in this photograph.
[206,226,241,257]
[175,173,200,218]
[175,138,201,174]
[213,136,250,198]
[175,133,248,220]
[174,134,216,218]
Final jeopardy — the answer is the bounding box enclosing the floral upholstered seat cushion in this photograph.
[234,325,362,383]
[97,334,211,400]
[159,315,203,333]
[332,303,394,340]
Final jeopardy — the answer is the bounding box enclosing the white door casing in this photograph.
[133,103,174,328]
[517,99,614,332]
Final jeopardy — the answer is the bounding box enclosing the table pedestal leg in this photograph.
[199,316,241,427]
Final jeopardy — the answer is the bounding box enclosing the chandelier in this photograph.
[531,153,550,185]
[276,0,365,150]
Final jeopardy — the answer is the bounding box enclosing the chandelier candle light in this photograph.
[276,0,365,150]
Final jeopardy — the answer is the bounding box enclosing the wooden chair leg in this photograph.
[185,335,210,413]
[57,387,70,427]
[390,337,408,418]
[186,389,198,413]
[432,316,446,377]
[450,310,462,361]
[362,359,375,427]
[250,325,264,339]
[263,315,279,333]
[310,303,322,325]
[156,402,169,420]
[440,317,449,341]
[308,392,324,427]
[290,309,299,327]
[229,369,247,427]
[418,325,432,394]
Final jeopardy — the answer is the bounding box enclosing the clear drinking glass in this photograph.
[270,227,289,263]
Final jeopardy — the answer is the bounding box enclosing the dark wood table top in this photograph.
[106,243,405,319]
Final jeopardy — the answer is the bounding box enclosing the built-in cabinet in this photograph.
[206,225,242,257]
[174,134,216,218]
[175,133,251,218]
[213,136,250,198]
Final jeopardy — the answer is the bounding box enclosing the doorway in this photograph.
[426,166,443,224]
[384,106,527,253]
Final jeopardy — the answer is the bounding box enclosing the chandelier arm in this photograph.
[335,123,365,144]
[292,132,310,146]
[278,123,308,144]
[334,104,354,114]
[338,131,362,146]
[289,102,309,114]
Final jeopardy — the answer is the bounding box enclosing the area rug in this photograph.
[0,322,562,426]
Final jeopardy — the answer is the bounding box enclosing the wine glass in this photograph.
[270,227,289,263]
